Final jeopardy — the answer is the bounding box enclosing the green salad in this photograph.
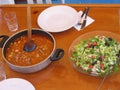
[71,35,120,77]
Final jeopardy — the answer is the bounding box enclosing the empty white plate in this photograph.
[0,78,35,90]
[37,5,79,32]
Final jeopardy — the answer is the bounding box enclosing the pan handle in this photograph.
[51,49,64,61]
[0,35,9,48]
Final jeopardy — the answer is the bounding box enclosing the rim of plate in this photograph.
[0,78,35,90]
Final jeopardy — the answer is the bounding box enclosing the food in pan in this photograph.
[5,34,53,66]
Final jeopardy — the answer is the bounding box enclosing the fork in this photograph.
[80,7,90,29]
[78,7,88,25]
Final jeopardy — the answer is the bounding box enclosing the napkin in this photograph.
[74,11,95,31]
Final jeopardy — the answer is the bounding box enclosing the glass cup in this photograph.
[0,61,6,81]
[4,12,18,32]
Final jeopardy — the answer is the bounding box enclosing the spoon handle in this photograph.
[27,6,32,40]
[97,74,108,90]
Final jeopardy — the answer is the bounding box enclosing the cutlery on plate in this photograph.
[80,7,90,29]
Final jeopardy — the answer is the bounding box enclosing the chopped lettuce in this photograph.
[71,35,120,77]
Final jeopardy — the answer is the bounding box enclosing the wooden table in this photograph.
[0,4,120,90]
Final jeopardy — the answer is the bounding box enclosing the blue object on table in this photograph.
[15,0,120,4]
[52,0,120,4]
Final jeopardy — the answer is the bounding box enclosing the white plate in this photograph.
[37,5,79,32]
[0,78,35,90]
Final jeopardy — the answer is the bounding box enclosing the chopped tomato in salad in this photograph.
[71,35,120,77]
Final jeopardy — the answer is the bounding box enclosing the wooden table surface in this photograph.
[0,4,120,90]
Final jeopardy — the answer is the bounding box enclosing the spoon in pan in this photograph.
[23,6,36,52]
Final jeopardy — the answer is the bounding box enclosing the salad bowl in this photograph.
[68,30,120,77]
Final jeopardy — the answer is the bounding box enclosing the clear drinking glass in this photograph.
[4,12,18,32]
[0,61,6,81]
